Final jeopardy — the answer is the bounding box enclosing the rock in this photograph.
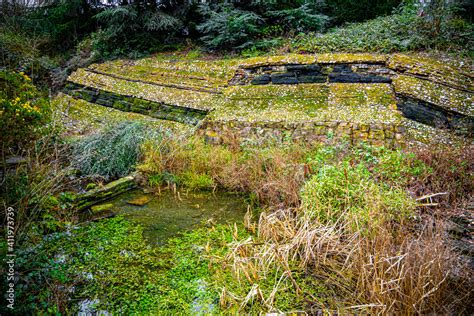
[271,73,298,84]
[90,203,114,214]
[397,96,473,136]
[127,195,152,206]
[0,156,27,169]
[75,176,136,211]
[251,74,271,85]
[298,75,326,83]
[286,64,321,72]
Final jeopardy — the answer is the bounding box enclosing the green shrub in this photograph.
[71,121,165,179]
[91,5,181,58]
[323,0,402,24]
[0,70,50,152]
[197,4,264,50]
[148,172,177,187]
[267,3,329,33]
[300,162,415,232]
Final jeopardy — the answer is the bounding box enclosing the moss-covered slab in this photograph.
[401,119,469,146]
[316,53,387,64]
[65,53,472,144]
[388,54,473,92]
[393,75,474,117]
[207,83,401,124]
[327,83,400,123]
[239,54,318,68]
[75,176,136,211]
[208,84,329,123]
[53,93,193,136]
[87,57,241,91]
[68,69,215,110]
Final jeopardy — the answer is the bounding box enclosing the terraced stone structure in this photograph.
[64,53,473,146]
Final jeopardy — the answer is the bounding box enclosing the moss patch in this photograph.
[316,53,387,64]
[208,83,401,124]
[87,56,241,91]
[393,75,473,117]
[68,69,216,110]
[388,54,473,92]
[240,54,318,68]
[53,93,192,135]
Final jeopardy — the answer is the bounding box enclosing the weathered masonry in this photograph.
[64,53,473,146]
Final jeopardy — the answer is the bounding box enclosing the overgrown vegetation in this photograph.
[1,0,473,314]
[2,0,472,68]
[0,70,51,153]
[292,3,473,54]
[71,121,169,180]
[3,138,472,314]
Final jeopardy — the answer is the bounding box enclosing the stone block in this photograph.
[251,74,271,85]
[369,130,385,140]
[271,73,298,84]
[298,75,326,83]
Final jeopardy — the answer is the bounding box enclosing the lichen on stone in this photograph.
[68,69,215,110]
[316,53,387,64]
[66,52,472,147]
[240,54,317,69]
[87,56,241,91]
[388,54,473,92]
[207,83,401,125]
[53,93,193,135]
[393,75,473,116]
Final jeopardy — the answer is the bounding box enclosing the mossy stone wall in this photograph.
[63,83,208,125]
[198,121,405,148]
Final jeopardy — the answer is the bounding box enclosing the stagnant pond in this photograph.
[101,189,249,245]
[77,189,249,314]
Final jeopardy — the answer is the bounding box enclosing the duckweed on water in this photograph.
[11,216,320,315]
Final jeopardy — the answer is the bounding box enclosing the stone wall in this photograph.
[198,120,405,148]
[397,96,474,137]
[65,53,473,145]
[230,63,395,86]
[63,82,208,125]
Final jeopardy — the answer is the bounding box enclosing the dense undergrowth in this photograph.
[1,0,472,81]
[2,116,472,313]
[291,4,473,54]
[1,0,473,314]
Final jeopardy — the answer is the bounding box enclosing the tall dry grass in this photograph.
[137,136,473,313]
[222,209,472,314]
[139,137,309,208]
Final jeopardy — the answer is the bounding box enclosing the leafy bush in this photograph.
[323,0,402,24]
[178,172,215,190]
[0,70,50,152]
[92,4,181,58]
[267,3,329,33]
[197,4,264,50]
[71,121,165,179]
[0,29,56,83]
[300,162,415,232]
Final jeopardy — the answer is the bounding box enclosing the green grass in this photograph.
[301,162,416,233]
